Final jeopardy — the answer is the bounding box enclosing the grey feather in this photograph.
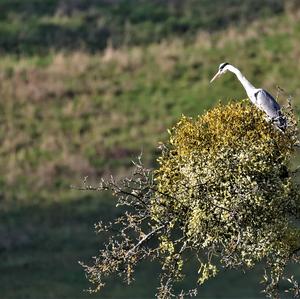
[254,89,287,131]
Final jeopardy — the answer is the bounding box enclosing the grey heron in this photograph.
[210,62,287,132]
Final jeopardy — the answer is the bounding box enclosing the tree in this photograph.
[81,100,300,298]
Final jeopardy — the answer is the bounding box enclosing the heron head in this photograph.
[210,62,230,83]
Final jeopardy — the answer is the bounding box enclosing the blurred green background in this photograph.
[1,0,300,298]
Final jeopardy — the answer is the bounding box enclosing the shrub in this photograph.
[81,100,300,298]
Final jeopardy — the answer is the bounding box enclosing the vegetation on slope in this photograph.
[0,0,287,54]
[2,11,300,202]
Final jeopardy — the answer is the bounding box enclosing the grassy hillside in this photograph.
[1,3,300,299]
[2,10,300,202]
[0,0,286,54]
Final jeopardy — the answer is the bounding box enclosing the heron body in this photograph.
[210,63,287,132]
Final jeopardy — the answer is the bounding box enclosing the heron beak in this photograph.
[210,71,221,83]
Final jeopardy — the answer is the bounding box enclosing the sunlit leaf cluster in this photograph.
[153,100,300,297]
[83,100,300,298]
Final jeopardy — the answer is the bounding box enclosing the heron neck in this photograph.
[227,65,256,96]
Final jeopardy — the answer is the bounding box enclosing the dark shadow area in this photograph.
[1,190,299,299]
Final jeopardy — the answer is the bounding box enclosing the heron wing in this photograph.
[254,89,281,118]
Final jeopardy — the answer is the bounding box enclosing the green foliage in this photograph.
[153,101,300,297]
[83,100,300,298]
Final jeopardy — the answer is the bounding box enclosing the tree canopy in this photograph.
[82,100,300,298]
